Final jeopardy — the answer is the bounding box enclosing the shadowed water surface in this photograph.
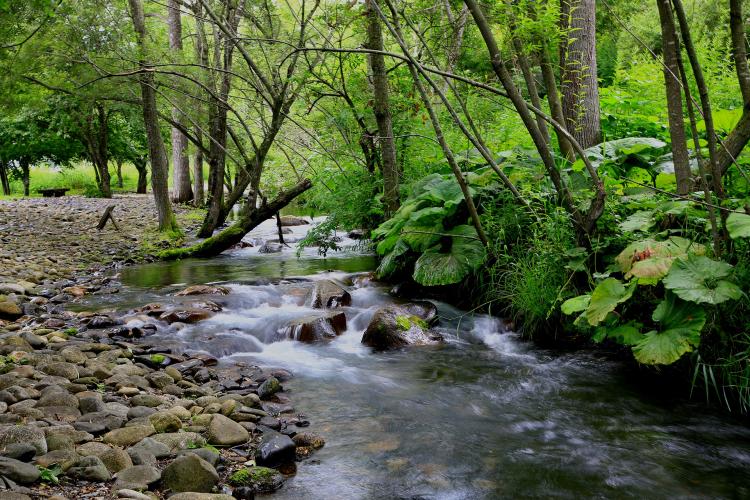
[103,219,750,499]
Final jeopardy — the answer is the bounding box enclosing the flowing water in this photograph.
[90,220,750,499]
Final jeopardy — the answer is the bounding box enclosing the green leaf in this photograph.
[584,278,636,326]
[593,323,643,345]
[615,237,705,279]
[400,207,446,251]
[421,178,468,209]
[412,225,486,286]
[620,210,654,233]
[376,240,410,278]
[726,213,750,239]
[663,255,743,305]
[561,295,591,315]
[632,293,706,365]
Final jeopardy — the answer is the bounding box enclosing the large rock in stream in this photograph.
[361,302,442,350]
[278,311,347,342]
[309,280,351,308]
[279,215,309,226]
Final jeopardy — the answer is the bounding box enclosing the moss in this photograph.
[150,354,165,363]
[395,315,428,331]
[229,466,277,486]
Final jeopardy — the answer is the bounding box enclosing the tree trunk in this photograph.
[656,0,692,195]
[540,45,576,160]
[366,0,400,217]
[0,160,11,195]
[160,178,312,259]
[20,159,30,197]
[84,103,111,198]
[193,129,205,206]
[116,159,124,189]
[168,0,193,203]
[129,0,178,232]
[135,157,148,194]
[559,0,601,148]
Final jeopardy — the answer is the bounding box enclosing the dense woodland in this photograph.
[2,0,750,414]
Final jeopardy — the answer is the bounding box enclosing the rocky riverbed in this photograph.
[0,196,326,499]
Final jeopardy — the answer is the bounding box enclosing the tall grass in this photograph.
[2,161,142,197]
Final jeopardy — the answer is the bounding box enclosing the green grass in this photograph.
[2,162,143,197]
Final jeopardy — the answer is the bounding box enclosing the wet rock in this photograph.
[68,455,111,482]
[279,215,309,226]
[229,466,283,493]
[159,308,214,324]
[0,426,47,455]
[168,494,235,500]
[207,413,249,446]
[0,456,40,484]
[161,454,219,493]
[361,304,443,350]
[174,285,230,296]
[347,229,366,239]
[292,432,325,449]
[279,311,346,342]
[88,315,121,329]
[258,242,283,254]
[257,376,281,400]
[255,432,295,467]
[112,464,161,491]
[309,279,351,308]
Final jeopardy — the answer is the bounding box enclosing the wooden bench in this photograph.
[38,188,70,197]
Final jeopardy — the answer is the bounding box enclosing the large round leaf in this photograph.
[561,295,590,315]
[412,225,486,286]
[615,237,705,279]
[632,293,706,365]
[400,207,446,251]
[663,255,743,305]
[726,212,750,240]
[583,278,636,326]
[376,239,410,278]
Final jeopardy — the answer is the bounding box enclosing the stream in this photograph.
[83,219,750,499]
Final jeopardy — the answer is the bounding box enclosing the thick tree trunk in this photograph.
[20,159,30,197]
[160,178,312,260]
[135,157,148,194]
[129,0,178,232]
[366,0,400,217]
[559,0,601,148]
[84,104,112,198]
[656,0,692,195]
[168,0,193,203]
[0,161,10,195]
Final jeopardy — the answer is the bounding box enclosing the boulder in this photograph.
[258,242,283,254]
[161,454,219,493]
[0,425,47,455]
[206,414,249,446]
[0,301,23,320]
[278,311,346,342]
[279,215,309,226]
[102,425,155,446]
[174,285,230,297]
[2,443,37,462]
[40,362,79,380]
[150,432,205,452]
[229,466,284,493]
[148,411,182,433]
[100,447,133,473]
[257,376,281,400]
[159,308,214,324]
[309,279,351,308]
[112,465,161,491]
[36,449,79,471]
[168,495,235,500]
[255,432,295,467]
[129,437,171,459]
[68,455,111,482]
[0,456,40,484]
[361,304,443,350]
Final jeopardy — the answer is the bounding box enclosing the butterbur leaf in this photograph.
[401,207,446,252]
[593,323,643,345]
[620,210,654,233]
[422,178,467,209]
[412,225,486,286]
[632,293,705,365]
[615,237,705,279]
[561,295,590,315]
[663,255,743,305]
[726,213,750,239]
[584,278,636,326]
[376,240,409,278]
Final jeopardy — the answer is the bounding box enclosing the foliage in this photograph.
[296,216,342,258]
[38,464,63,484]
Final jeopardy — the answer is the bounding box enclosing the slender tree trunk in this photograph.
[656,0,692,195]
[20,159,30,197]
[193,128,205,206]
[559,0,601,148]
[440,2,468,95]
[510,23,550,146]
[135,157,148,194]
[366,0,400,217]
[540,47,576,160]
[128,0,178,232]
[116,159,124,189]
[0,161,10,195]
[168,0,192,203]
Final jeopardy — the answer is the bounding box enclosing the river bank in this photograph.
[0,196,325,499]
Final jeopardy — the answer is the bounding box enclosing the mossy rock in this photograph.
[229,466,283,493]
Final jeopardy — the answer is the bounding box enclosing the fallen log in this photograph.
[97,205,119,231]
[159,179,312,260]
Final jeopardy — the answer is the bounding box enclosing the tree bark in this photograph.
[366,0,400,217]
[128,0,178,232]
[168,0,192,203]
[135,156,148,194]
[115,159,124,189]
[20,159,30,197]
[193,128,205,206]
[0,161,10,195]
[559,0,601,148]
[160,178,312,259]
[656,0,692,195]
[83,103,111,198]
